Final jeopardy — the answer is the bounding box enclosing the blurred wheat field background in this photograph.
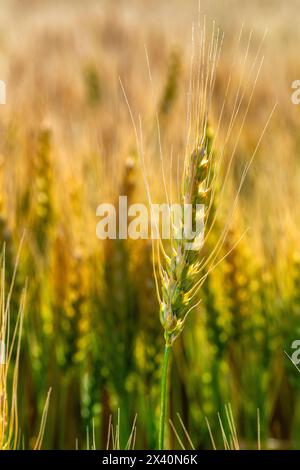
[0,0,300,449]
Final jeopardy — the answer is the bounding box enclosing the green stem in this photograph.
[158,344,172,450]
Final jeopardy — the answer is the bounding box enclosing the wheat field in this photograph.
[0,0,300,450]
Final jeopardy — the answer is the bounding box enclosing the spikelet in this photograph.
[51,187,90,371]
[25,127,55,355]
[83,245,114,447]
[203,274,228,356]
[273,252,300,400]
[269,256,297,444]
[132,240,162,448]
[133,240,162,446]
[103,158,137,365]
[160,50,181,116]
[0,157,14,278]
[0,196,14,286]
[222,227,261,438]
[32,127,54,253]
[84,63,102,107]
[249,266,274,375]
[101,156,138,440]
[119,156,135,196]
[223,228,254,344]
[291,253,300,319]
[286,252,300,380]
[222,228,252,403]
[61,250,87,369]
[64,185,90,370]
[50,210,89,446]
[0,158,23,332]
[159,133,212,347]
[135,241,161,389]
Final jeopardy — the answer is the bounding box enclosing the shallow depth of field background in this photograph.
[1,0,300,449]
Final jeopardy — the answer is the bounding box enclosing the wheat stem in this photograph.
[158,344,171,450]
